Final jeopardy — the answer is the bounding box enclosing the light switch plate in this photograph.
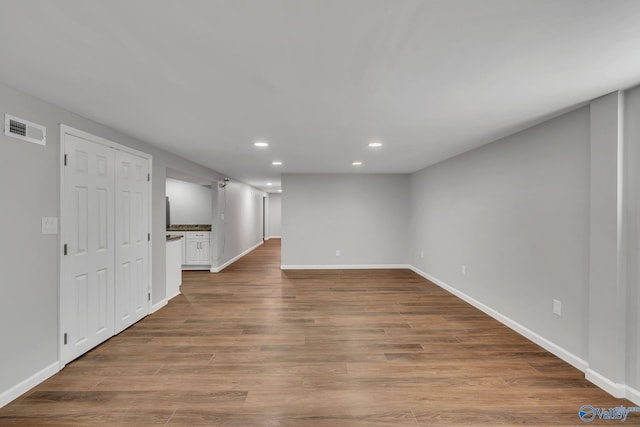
[553,299,562,316]
[42,217,58,234]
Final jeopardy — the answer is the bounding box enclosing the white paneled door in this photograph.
[115,150,150,333]
[60,133,116,365]
[60,126,151,365]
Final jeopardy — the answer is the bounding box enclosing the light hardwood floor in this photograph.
[0,239,632,426]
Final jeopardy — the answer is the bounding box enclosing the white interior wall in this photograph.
[2,76,639,409]
[281,174,409,267]
[268,193,282,238]
[278,89,640,403]
[409,89,640,403]
[212,180,266,271]
[410,106,591,361]
[624,85,640,397]
[0,85,60,405]
[166,178,212,225]
[0,82,264,407]
[586,92,627,390]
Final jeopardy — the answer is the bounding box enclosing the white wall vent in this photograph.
[4,114,46,145]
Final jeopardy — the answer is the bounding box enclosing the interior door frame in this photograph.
[58,124,153,369]
[262,196,267,241]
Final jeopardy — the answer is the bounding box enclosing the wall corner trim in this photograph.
[408,265,589,373]
[585,369,627,399]
[211,241,264,273]
[0,361,59,409]
[280,264,410,270]
[626,385,640,407]
[151,299,168,313]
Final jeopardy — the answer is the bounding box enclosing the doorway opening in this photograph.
[262,196,267,241]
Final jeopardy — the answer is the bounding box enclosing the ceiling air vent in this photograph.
[4,114,46,145]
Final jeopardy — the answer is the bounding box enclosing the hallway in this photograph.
[0,239,630,425]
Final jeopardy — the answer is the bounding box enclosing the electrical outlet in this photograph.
[420,250,424,259]
[335,250,341,257]
[553,299,562,316]
[461,265,466,276]
[221,213,225,220]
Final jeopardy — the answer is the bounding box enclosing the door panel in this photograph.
[61,133,115,365]
[115,150,150,333]
[74,273,88,345]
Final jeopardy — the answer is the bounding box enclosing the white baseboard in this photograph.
[409,266,640,404]
[181,265,211,271]
[585,369,640,404]
[408,266,589,372]
[166,290,181,301]
[211,241,264,273]
[281,264,410,270]
[626,385,640,406]
[0,361,59,408]
[585,369,626,398]
[269,236,281,239]
[151,298,168,313]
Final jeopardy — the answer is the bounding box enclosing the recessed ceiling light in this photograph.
[254,141,269,147]
[267,182,273,186]
[278,189,282,193]
[272,161,282,166]
[368,141,383,148]
[352,161,363,166]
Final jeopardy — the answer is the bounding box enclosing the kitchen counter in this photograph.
[167,224,212,232]
[166,235,184,242]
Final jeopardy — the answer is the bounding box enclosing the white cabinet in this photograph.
[166,232,186,264]
[166,238,182,299]
[185,232,210,266]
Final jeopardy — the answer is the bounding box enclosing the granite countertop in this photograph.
[166,224,212,232]
[166,235,184,242]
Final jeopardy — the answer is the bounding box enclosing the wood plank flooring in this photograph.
[0,239,633,426]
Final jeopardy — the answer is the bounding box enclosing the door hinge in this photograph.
[147,173,150,182]
[147,233,151,241]
[63,333,68,345]
[63,244,68,255]
[63,154,68,166]
[148,292,151,302]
